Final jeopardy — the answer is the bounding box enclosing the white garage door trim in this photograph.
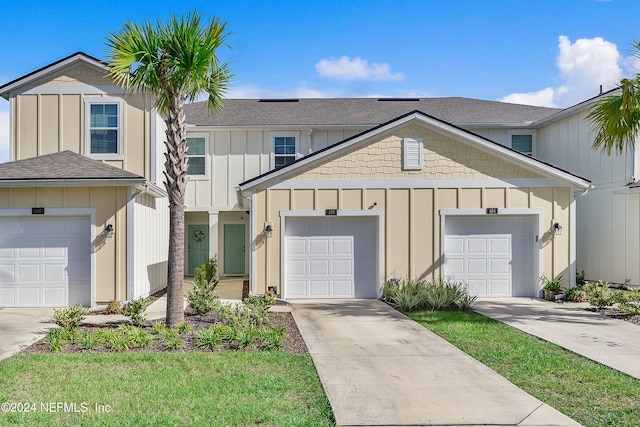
[440,208,543,297]
[280,210,384,299]
[0,208,95,307]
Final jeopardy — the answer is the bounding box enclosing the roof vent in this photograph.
[258,99,300,102]
[377,98,420,102]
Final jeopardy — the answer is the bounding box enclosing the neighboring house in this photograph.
[0,53,169,307]
[1,52,607,307]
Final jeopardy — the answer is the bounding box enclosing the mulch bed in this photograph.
[587,307,640,326]
[22,310,308,355]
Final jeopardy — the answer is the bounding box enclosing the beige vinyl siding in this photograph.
[0,187,129,303]
[11,66,154,181]
[252,186,571,295]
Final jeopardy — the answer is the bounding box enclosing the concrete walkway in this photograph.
[292,299,580,426]
[475,298,640,379]
[0,308,55,361]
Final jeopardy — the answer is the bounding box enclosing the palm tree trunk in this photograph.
[164,93,188,325]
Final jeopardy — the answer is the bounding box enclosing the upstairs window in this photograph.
[509,131,535,156]
[84,98,123,159]
[186,136,207,176]
[273,134,298,169]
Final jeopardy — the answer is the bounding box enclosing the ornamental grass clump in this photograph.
[381,278,476,312]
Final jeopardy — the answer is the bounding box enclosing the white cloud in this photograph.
[501,36,634,108]
[316,56,405,81]
[0,103,9,163]
[501,87,556,108]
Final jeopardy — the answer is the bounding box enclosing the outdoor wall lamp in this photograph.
[105,224,114,238]
[265,224,273,238]
[553,222,562,236]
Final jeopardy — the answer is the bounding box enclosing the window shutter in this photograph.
[403,138,423,170]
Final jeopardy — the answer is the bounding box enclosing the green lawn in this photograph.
[407,310,640,427]
[0,352,334,427]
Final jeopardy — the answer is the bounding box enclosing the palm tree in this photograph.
[588,41,640,155]
[106,11,231,325]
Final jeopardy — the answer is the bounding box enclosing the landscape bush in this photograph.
[381,278,476,312]
[53,304,89,331]
[187,257,219,315]
[122,297,151,325]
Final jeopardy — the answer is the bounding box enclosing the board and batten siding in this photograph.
[535,109,636,285]
[251,186,571,295]
[10,65,156,181]
[130,192,169,299]
[184,128,363,210]
[0,187,129,303]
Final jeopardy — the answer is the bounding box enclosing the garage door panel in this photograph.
[332,238,352,255]
[467,238,487,254]
[332,259,353,275]
[446,258,465,274]
[288,259,307,275]
[490,258,510,274]
[287,280,307,298]
[467,259,487,274]
[309,239,329,255]
[445,237,464,254]
[466,279,487,296]
[490,238,510,254]
[287,239,307,255]
[0,216,91,307]
[490,279,510,296]
[333,280,354,297]
[309,259,329,275]
[309,280,330,296]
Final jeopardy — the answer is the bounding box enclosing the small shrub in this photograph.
[77,331,99,350]
[187,257,220,315]
[196,325,226,350]
[152,322,168,335]
[53,305,89,331]
[541,276,564,293]
[619,288,640,315]
[381,279,421,312]
[117,324,152,348]
[176,322,192,335]
[244,295,272,327]
[565,286,587,302]
[421,280,465,311]
[105,299,122,315]
[122,297,151,325]
[456,292,478,311]
[232,327,255,348]
[576,269,586,288]
[109,332,130,352]
[46,329,71,352]
[585,281,616,308]
[260,327,284,351]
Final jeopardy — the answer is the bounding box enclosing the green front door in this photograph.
[188,224,209,274]
[224,224,245,274]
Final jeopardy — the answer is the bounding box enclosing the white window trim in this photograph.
[186,132,210,180]
[271,132,300,170]
[403,137,423,170]
[84,97,124,160]
[508,130,535,157]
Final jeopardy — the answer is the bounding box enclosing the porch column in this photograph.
[208,211,219,260]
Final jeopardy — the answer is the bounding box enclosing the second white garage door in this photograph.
[443,215,536,297]
[284,216,377,299]
[0,216,91,307]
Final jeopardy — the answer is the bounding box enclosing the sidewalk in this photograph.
[474,298,640,379]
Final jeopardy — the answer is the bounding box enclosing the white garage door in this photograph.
[0,216,91,307]
[443,216,535,297]
[284,216,377,299]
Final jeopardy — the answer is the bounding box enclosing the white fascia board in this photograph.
[0,178,148,188]
[239,112,590,191]
[0,54,109,98]
[186,124,369,131]
[532,91,619,127]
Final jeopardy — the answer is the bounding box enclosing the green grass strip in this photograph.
[407,310,640,427]
[0,352,334,426]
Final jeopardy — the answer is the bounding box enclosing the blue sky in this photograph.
[1,0,639,162]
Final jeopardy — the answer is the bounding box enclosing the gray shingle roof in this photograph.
[0,151,143,181]
[185,97,560,127]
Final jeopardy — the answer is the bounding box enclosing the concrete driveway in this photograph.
[292,299,580,426]
[0,308,55,362]
[475,297,640,379]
